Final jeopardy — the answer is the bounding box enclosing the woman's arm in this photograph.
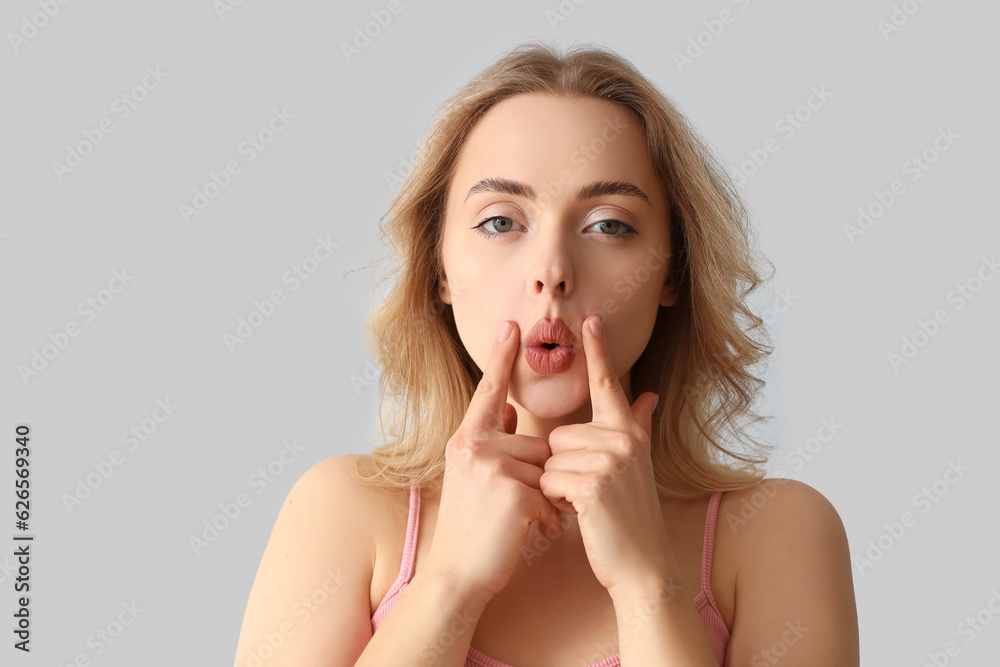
[233,453,493,667]
[233,454,379,666]
[722,478,860,666]
[355,570,490,666]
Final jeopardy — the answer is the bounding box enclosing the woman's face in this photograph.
[438,92,676,423]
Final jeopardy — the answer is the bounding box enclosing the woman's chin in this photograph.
[510,383,589,420]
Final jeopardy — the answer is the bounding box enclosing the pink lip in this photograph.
[524,317,576,374]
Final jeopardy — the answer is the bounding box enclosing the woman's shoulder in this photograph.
[713,480,858,659]
[716,477,851,586]
[293,453,414,533]
[236,454,394,662]
[294,453,405,506]
[717,476,846,542]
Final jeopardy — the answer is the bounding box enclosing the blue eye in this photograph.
[471,217,639,241]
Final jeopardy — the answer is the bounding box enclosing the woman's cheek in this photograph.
[449,292,494,371]
[607,302,654,370]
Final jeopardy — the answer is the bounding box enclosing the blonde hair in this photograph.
[350,40,777,500]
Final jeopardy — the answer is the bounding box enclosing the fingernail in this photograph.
[653,393,660,411]
[498,321,512,342]
[588,315,603,338]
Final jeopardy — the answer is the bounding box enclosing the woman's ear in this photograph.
[438,275,452,305]
[659,280,677,307]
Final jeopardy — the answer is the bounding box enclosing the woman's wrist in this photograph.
[410,568,493,618]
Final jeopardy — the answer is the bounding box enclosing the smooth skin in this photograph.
[419,318,566,607]
[233,92,859,666]
[437,93,677,444]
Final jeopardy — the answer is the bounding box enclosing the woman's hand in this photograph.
[539,314,673,598]
[421,320,564,606]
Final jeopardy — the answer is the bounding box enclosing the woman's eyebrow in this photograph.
[464,177,650,206]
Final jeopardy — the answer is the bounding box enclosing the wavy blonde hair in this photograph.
[349,40,777,500]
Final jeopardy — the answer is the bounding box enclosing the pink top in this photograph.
[371,486,731,666]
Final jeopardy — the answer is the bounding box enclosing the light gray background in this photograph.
[2,1,998,665]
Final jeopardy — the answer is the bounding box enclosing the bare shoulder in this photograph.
[233,453,386,666]
[719,478,860,667]
[719,477,851,577]
[298,452,376,497]
[298,454,412,573]
[719,477,848,546]
[290,453,376,516]
[290,453,393,555]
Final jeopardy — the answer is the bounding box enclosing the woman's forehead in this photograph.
[448,93,663,211]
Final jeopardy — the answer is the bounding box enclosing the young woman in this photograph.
[234,42,860,666]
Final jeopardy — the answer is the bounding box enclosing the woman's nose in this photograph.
[534,277,567,296]
[530,247,571,296]
[526,215,574,297]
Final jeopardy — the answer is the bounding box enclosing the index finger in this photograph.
[583,314,632,426]
[461,320,520,435]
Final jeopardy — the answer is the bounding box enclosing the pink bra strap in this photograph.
[400,485,421,583]
[700,491,723,596]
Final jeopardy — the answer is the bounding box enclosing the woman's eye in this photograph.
[471,216,638,240]
[472,216,521,238]
[587,219,638,238]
